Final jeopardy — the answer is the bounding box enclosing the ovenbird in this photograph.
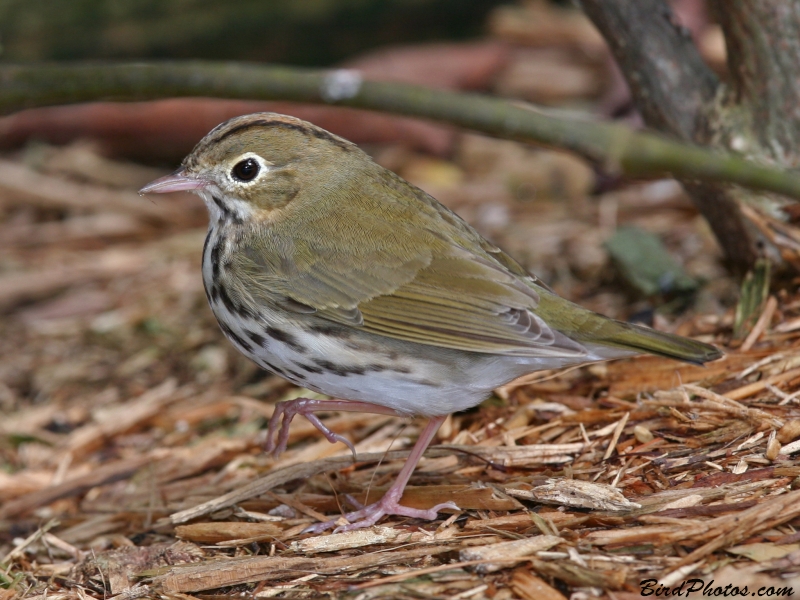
[141,113,721,532]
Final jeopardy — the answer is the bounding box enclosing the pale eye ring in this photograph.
[231,158,260,182]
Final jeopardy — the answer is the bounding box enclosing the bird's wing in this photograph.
[357,252,586,356]
[233,175,587,358]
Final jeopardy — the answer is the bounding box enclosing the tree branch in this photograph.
[578,0,769,273]
[1,61,800,204]
[579,0,719,142]
[713,0,800,165]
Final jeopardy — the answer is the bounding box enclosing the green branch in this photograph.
[2,61,800,199]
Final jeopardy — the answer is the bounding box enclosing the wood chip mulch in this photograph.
[1,143,799,600]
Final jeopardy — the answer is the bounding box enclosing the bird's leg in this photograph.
[305,415,459,533]
[264,398,405,457]
[265,403,458,531]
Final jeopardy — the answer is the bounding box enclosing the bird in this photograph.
[140,112,722,533]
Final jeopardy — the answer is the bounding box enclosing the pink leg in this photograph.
[264,398,405,458]
[304,415,459,533]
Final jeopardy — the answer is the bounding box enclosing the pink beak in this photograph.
[139,171,207,194]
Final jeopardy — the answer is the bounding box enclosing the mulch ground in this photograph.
[1,136,799,600]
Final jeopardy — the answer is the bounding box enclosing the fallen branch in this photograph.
[2,62,800,200]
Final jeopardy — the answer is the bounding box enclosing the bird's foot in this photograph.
[264,398,357,458]
[304,489,459,534]
[264,398,405,458]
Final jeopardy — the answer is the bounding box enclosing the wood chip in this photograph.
[584,524,678,546]
[0,455,152,519]
[442,443,585,466]
[740,295,778,351]
[65,378,179,457]
[289,525,446,554]
[778,419,800,444]
[511,568,568,600]
[726,366,800,401]
[155,546,453,592]
[633,424,654,443]
[170,447,477,524]
[606,352,765,396]
[727,542,800,562]
[658,494,703,511]
[175,522,282,544]
[507,478,640,511]
[671,489,800,566]
[766,436,782,461]
[0,248,148,310]
[603,412,629,460]
[368,483,518,511]
[782,439,800,455]
[0,158,180,221]
[463,513,536,531]
[459,534,561,573]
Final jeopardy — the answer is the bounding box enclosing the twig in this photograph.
[2,62,800,200]
[0,456,152,519]
[603,412,630,461]
[741,295,778,351]
[1,519,59,564]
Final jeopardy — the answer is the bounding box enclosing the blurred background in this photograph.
[0,0,507,65]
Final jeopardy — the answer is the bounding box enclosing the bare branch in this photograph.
[1,61,800,204]
[578,0,767,273]
[713,0,800,165]
[579,0,718,141]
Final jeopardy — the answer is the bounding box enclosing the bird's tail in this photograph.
[590,319,722,365]
[536,289,722,365]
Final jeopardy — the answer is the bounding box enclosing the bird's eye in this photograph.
[231,158,260,182]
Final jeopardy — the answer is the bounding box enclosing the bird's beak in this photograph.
[139,170,208,195]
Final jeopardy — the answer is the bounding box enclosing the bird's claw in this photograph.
[264,398,356,458]
[302,499,459,534]
[304,413,357,459]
